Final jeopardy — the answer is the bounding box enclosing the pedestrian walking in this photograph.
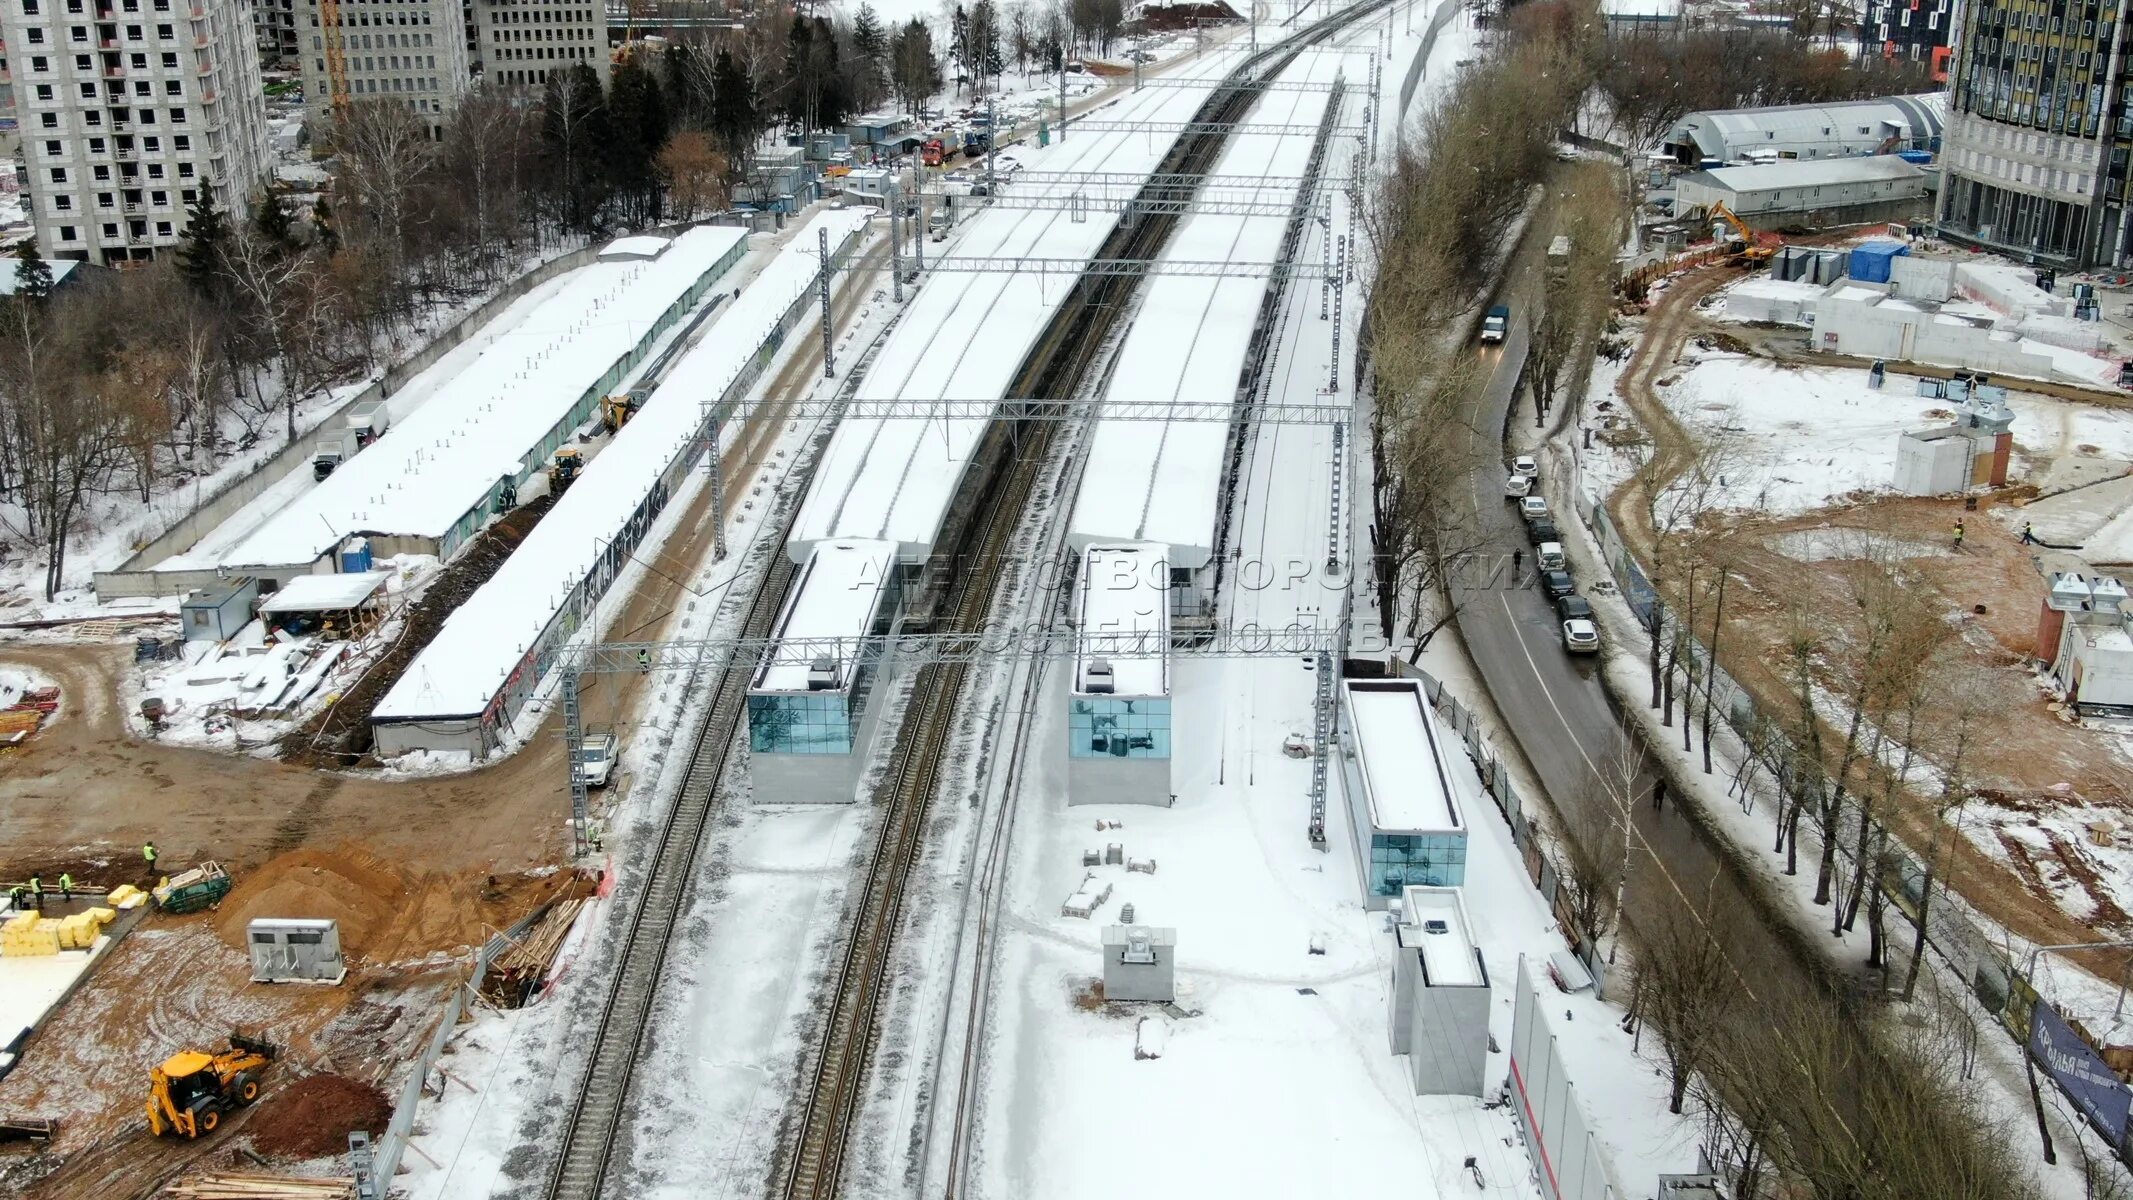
[27,875,42,905]
[59,872,73,901]
[2023,521,2037,545]
[1512,549,1524,577]
[141,841,158,881]
[1953,519,1965,551]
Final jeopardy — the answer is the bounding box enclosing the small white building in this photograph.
[1388,887,1490,1097]
[1894,427,1977,494]
[1339,679,1468,909]
[246,918,347,985]
[1100,925,1177,1003]
[747,540,903,804]
[2038,573,2133,713]
[1067,544,1172,806]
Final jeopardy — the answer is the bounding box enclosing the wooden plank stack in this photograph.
[481,897,586,1008]
[162,1173,353,1199]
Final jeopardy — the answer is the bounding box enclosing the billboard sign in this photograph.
[2030,1001,2131,1147]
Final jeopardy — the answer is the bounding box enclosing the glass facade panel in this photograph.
[1068,696,1171,759]
[748,692,854,754]
[1367,831,1467,897]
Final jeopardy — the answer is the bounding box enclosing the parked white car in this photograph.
[1536,541,1566,571]
[1505,474,1531,499]
[579,730,618,788]
[1511,455,1539,478]
[1562,619,1600,654]
[1519,495,1550,520]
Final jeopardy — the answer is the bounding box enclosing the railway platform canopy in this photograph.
[784,52,1240,569]
[747,538,902,804]
[1068,543,1173,806]
[369,213,873,759]
[220,227,748,576]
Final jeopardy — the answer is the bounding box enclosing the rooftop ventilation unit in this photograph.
[1083,658,1115,694]
[806,655,839,691]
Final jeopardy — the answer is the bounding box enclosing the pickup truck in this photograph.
[1480,304,1510,344]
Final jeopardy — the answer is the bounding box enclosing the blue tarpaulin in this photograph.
[1848,240,1911,283]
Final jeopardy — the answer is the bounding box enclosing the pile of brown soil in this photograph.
[246,1074,391,1161]
[212,846,579,965]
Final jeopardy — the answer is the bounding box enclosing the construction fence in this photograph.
[1510,955,1619,1200]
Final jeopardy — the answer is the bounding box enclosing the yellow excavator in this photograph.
[550,447,585,494]
[146,1033,279,1138]
[599,393,641,433]
[1708,201,1778,265]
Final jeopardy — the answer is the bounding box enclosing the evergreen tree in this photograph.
[851,2,887,112]
[542,64,613,230]
[606,61,671,224]
[974,0,1004,88]
[254,190,294,248]
[784,13,816,129]
[662,40,705,126]
[708,47,759,164]
[177,190,228,299]
[950,5,972,93]
[12,240,53,302]
[890,19,943,118]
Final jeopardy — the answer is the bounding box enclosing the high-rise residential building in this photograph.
[1857,0,1956,80]
[295,0,471,137]
[473,0,605,90]
[1938,0,2133,267]
[0,0,272,264]
[254,0,296,63]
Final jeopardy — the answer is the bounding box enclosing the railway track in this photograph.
[776,6,1392,1199]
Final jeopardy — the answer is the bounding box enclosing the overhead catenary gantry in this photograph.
[757,398,1350,423]
[1067,118,1368,138]
[917,256,1333,279]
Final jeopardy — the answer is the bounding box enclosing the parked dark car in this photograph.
[1540,570,1575,600]
[1555,595,1594,622]
[1525,515,1559,544]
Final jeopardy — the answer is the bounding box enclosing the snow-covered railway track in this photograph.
[775,6,1392,1199]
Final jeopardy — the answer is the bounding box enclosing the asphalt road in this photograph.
[1447,258,1807,982]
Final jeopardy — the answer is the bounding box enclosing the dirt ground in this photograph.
[1606,261,2133,960]
[0,234,890,1199]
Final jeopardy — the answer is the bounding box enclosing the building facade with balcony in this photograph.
[0,0,271,265]
[295,0,471,138]
[474,0,604,89]
[1938,0,2133,267]
[254,0,295,63]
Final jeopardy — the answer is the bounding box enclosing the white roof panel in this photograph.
[258,570,390,613]
[1694,154,1924,193]
[1400,887,1482,986]
[751,539,899,693]
[222,226,747,570]
[1075,543,1169,697]
[373,214,868,722]
[1345,680,1461,833]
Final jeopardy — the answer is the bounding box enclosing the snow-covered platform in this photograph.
[221,228,748,574]
[371,213,871,757]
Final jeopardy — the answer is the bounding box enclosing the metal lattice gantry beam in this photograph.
[955,193,1304,219]
[915,256,1331,280]
[773,397,1349,423]
[1120,74,1345,93]
[1067,118,1368,138]
[1001,170,1353,192]
[561,623,1370,677]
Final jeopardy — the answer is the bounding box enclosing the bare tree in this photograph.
[657,131,730,221]
[1632,880,1742,1114]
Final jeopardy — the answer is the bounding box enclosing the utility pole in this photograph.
[888,183,905,303]
[1329,234,1346,392]
[705,404,727,560]
[818,226,835,379]
[986,97,998,196]
[1058,58,1067,142]
[914,157,927,273]
[1134,46,1142,91]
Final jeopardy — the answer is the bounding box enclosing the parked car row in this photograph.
[1510,460,1598,656]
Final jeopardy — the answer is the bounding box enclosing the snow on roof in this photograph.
[1666,94,1944,160]
[787,53,1238,564]
[599,235,671,261]
[1599,0,1677,17]
[373,214,868,722]
[1075,544,1169,697]
[222,226,747,570]
[1071,86,1329,567]
[1345,679,1461,833]
[1691,154,1925,195]
[1398,887,1482,986]
[258,569,390,613]
[751,539,898,694]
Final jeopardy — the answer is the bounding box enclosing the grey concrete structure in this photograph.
[1101,925,1177,1003]
[0,0,272,264]
[1388,886,1489,1097]
[473,0,604,89]
[294,0,471,137]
